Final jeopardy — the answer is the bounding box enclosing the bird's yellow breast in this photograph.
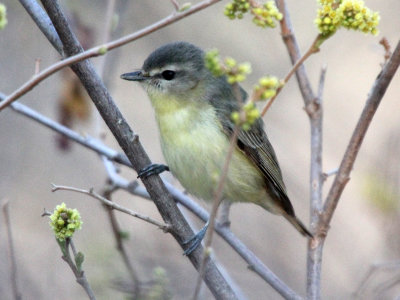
[149,93,267,205]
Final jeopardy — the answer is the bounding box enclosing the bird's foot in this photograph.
[137,164,169,178]
[183,223,209,256]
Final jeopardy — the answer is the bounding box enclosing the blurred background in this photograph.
[1,0,399,299]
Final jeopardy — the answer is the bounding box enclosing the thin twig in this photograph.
[275,0,316,106]
[51,183,171,231]
[260,35,321,116]
[193,126,240,300]
[4,99,130,166]
[354,261,400,298]
[379,37,392,65]
[61,238,96,300]
[170,0,180,11]
[96,0,116,77]
[34,58,41,75]
[100,165,141,298]
[0,0,222,111]
[322,168,338,180]
[2,200,22,300]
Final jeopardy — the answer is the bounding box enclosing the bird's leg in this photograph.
[182,220,209,256]
[137,164,169,178]
[218,200,231,228]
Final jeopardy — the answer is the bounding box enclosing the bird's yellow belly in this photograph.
[156,105,266,204]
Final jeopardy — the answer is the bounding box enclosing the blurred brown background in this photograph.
[1,0,400,299]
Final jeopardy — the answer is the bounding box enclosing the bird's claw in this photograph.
[137,164,169,178]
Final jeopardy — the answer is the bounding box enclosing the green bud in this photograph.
[179,2,192,12]
[98,46,108,55]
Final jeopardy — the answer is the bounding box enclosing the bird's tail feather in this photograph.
[284,214,313,238]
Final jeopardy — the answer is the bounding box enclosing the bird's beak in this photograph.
[120,70,148,81]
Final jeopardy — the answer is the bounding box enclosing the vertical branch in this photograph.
[275,0,316,106]
[2,200,22,300]
[101,158,141,297]
[275,1,323,298]
[306,66,326,299]
[96,0,116,77]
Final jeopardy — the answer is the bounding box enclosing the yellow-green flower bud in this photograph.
[225,57,237,68]
[49,203,82,241]
[231,111,240,125]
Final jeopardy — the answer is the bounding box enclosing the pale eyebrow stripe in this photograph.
[149,64,182,76]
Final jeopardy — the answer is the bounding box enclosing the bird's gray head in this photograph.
[121,42,207,96]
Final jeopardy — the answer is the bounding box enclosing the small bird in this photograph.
[121,41,312,255]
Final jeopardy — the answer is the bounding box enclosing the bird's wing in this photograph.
[234,119,295,216]
[210,81,295,216]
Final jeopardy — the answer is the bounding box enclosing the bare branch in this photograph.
[260,35,321,116]
[96,0,117,78]
[218,201,232,228]
[321,39,400,227]
[322,168,338,180]
[101,158,142,297]
[170,0,180,11]
[275,0,316,106]
[18,0,63,52]
[51,183,171,231]
[3,98,131,166]
[2,199,22,300]
[306,66,326,299]
[379,37,392,65]
[60,238,96,300]
[354,261,400,298]
[274,2,322,298]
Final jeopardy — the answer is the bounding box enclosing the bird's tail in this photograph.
[284,214,313,238]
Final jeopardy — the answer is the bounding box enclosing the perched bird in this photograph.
[121,41,312,255]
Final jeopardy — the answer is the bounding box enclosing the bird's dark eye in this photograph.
[161,70,176,80]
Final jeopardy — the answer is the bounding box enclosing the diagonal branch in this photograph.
[19,0,63,53]
[321,39,400,227]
